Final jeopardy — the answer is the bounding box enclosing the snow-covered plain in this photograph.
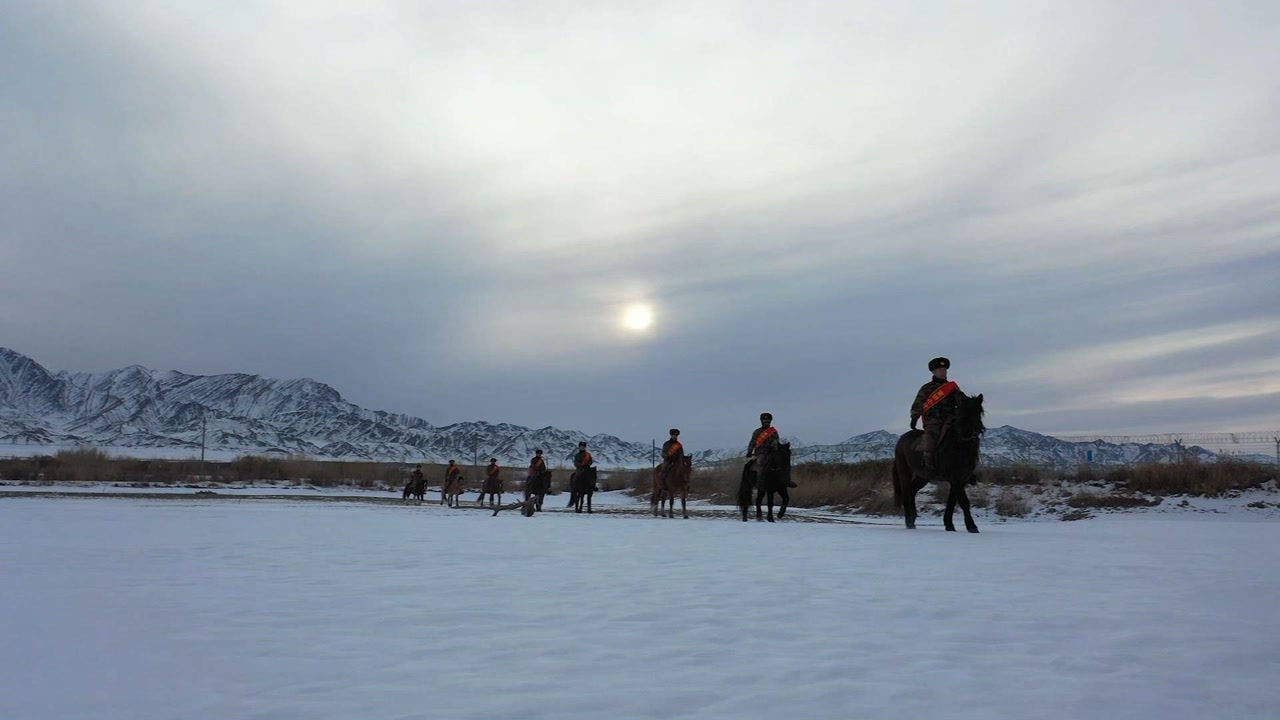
[3,497,1278,720]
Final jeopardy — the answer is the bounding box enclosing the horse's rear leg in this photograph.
[944,482,958,531]
[957,484,979,533]
[586,492,592,514]
[777,486,789,519]
[755,486,765,521]
[681,489,688,519]
[904,485,918,529]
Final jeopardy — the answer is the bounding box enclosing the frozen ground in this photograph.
[3,496,1278,720]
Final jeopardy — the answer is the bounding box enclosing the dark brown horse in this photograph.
[568,466,597,513]
[478,470,503,507]
[525,469,551,512]
[651,456,693,518]
[892,391,984,532]
[737,443,792,522]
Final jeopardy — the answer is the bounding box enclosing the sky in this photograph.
[2,1,1278,449]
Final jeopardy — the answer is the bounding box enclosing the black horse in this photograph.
[403,477,425,504]
[568,466,597,513]
[524,469,552,512]
[737,442,792,522]
[892,391,985,532]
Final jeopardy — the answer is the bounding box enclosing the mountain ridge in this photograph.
[0,347,1221,469]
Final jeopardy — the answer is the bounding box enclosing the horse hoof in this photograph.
[906,522,916,530]
[767,516,775,523]
[967,526,980,534]
[945,525,956,532]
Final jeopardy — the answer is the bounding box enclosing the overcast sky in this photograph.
[2,1,1278,448]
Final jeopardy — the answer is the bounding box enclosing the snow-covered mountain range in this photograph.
[0,348,1219,469]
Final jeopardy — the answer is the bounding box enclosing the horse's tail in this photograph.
[891,452,903,507]
[737,462,753,511]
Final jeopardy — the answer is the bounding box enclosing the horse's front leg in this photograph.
[755,486,765,521]
[777,486,789,519]
[766,491,776,523]
[681,489,688,519]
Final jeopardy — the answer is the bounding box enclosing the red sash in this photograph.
[529,457,544,475]
[579,451,593,467]
[753,426,778,451]
[922,381,958,416]
[487,465,499,478]
[665,441,683,458]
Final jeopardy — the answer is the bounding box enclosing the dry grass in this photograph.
[1099,460,1272,497]
[994,488,1031,517]
[1066,492,1161,510]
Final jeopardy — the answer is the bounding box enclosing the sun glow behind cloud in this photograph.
[622,303,654,333]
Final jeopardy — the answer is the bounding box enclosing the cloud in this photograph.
[2,1,1278,447]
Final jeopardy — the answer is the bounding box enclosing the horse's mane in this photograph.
[958,391,986,435]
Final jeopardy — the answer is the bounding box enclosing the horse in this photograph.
[477,470,503,507]
[441,472,465,508]
[524,469,552,512]
[651,456,693,518]
[891,391,985,532]
[405,474,426,503]
[737,443,792,522]
[568,466,597,513]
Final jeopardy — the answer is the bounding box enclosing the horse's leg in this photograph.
[777,485,789,519]
[905,484,918,529]
[586,491,592,514]
[681,487,688,519]
[958,483,979,533]
[944,481,958,532]
[755,482,765,521]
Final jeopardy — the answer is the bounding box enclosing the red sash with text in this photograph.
[921,381,959,421]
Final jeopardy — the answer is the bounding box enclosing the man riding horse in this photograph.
[911,356,960,477]
[660,428,684,486]
[746,412,781,487]
[442,460,464,505]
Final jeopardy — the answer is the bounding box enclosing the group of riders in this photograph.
[405,356,963,501]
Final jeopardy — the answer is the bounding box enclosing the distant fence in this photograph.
[1055,431,1280,463]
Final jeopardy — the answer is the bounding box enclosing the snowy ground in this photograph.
[3,496,1278,720]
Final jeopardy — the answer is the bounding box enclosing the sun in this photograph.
[621,303,654,332]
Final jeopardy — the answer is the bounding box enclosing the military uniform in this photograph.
[660,431,684,483]
[526,452,546,497]
[911,357,959,472]
[747,415,780,486]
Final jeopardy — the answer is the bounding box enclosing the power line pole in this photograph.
[200,410,207,480]
[1274,435,1279,466]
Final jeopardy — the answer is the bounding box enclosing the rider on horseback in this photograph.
[573,441,595,491]
[442,460,463,504]
[527,448,546,484]
[660,429,684,484]
[573,441,593,472]
[911,357,960,476]
[747,412,780,488]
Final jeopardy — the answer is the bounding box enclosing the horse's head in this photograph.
[954,392,986,441]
